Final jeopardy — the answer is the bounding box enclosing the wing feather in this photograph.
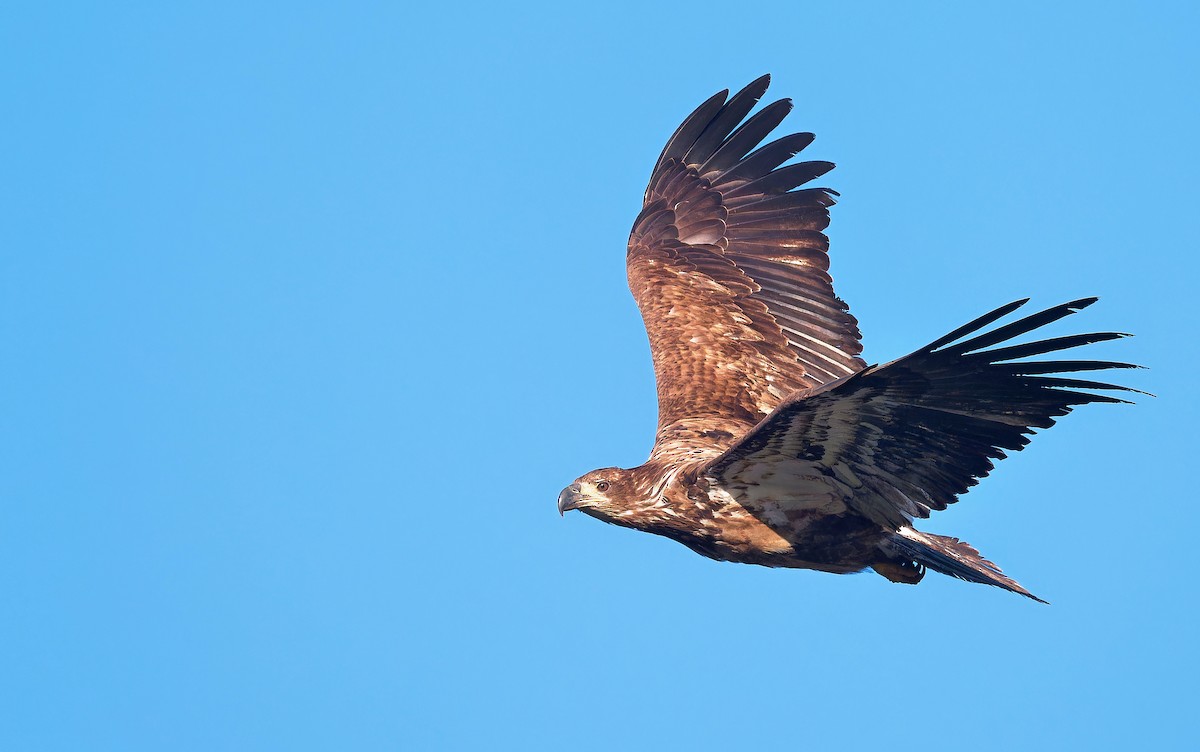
[699,100,794,175]
[684,74,773,167]
[628,77,864,461]
[707,299,1140,528]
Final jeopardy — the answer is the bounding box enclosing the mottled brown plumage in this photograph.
[558,76,1140,602]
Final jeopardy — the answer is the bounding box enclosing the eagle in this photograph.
[557,75,1140,602]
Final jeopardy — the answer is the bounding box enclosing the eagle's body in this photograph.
[558,76,1139,601]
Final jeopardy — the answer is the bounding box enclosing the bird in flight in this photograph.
[557,75,1140,602]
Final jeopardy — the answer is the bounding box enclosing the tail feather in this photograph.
[886,527,1048,603]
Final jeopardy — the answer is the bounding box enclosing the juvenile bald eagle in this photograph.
[557,75,1140,601]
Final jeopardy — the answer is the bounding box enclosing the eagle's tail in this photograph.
[879,527,1048,603]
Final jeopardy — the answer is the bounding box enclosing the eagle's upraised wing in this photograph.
[627,76,865,462]
[707,298,1143,529]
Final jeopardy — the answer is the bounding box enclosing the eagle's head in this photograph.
[557,467,634,520]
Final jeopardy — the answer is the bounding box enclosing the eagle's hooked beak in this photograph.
[558,483,582,516]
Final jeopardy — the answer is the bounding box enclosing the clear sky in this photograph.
[2,2,1197,750]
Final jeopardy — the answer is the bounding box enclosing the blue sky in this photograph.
[2,2,1197,750]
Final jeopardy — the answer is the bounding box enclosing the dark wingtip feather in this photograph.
[654,88,729,173]
[700,98,794,174]
[723,160,835,198]
[909,299,1144,411]
[714,132,818,183]
[1002,360,1144,375]
[1030,375,1153,396]
[977,331,1130,362]
[684,76,775,167]
[922,299,1030,352]
[747,72,772,91]
[954,298,1105,355]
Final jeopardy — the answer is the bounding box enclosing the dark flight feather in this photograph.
[708,298,1138,529]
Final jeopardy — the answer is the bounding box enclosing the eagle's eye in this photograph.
[595,481,611,493]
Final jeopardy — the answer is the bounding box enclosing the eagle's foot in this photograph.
[872,560,926,585]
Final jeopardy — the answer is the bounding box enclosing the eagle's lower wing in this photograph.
[627,76,865,462]
[706,299,1142,528]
